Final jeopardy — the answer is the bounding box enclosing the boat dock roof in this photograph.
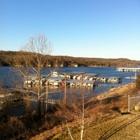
[66,79,94,84]
[58,71,86,75]
[56,70,98,76]
[83,73,98,77]
[47,76,64,80]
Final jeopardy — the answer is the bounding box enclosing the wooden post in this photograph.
[128,95,130,112]
[64,73,67,104]
[81,73,85,140]
[46,81,49,111]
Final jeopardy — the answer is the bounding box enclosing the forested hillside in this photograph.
[0,50,139,67]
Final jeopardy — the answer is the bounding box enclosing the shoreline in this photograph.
[96,82,135,100]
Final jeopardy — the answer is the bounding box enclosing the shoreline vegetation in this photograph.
[0,50,140,67]
[30,82,139,140]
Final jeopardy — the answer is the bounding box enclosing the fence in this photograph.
[0,93,59,105]
[128,95,140,112]
[0,93,23,103]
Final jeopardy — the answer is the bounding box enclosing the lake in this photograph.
[0,66,137,90]
[0,66,137,116]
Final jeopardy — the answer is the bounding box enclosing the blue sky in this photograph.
[0,0,140,60]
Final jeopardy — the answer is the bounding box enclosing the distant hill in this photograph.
[0,50,140,67]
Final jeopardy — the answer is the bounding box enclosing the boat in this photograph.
[96,76,108,82]
[24,75,46,86]
[125,72,137,80]
[107,77,122,83]
[46,76,64,86]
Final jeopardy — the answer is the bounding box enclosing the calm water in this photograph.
[0,66,137,116]
[0,66,137,91]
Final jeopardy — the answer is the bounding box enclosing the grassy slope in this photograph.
[30,83,140,140]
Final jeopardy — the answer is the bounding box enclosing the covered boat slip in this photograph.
[53,71,122,82]
[96,76,122,83]
[52,71,98,79]
[24,70,122,88]
[46,76,65,86]
[45,71,97,88]
[66,79,94,88]
[24,71,98,87]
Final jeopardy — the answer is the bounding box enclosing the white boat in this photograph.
[125,73,137,80]
[46,76,64,86]
[96,76,107,82]
[108,77,122,83]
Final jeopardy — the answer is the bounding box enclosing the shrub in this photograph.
[135,74,140,90]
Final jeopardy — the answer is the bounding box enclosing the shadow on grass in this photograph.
[102,95,122,104]
[98,115,140,140]
[121,112,131,115]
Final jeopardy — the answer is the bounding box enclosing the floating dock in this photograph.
[24,70,122,88]
[117,67,140,72]
[66,79,94,88]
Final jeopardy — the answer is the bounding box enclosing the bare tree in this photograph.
[55,74,92,140]
[0,78,4,94]
[13,34,52,118]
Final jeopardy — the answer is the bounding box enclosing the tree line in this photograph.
[0,50,139,67]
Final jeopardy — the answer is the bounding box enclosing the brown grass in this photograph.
[29,83,138,140]
[1,83,135,139]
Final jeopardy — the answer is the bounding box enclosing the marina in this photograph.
[24,70,122,88]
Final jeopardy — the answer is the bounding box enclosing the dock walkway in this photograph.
[117,67,140,72]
